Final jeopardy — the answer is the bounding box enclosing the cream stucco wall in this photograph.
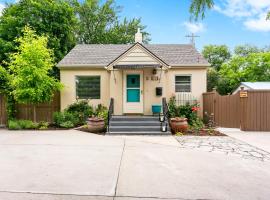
[60,68,110,110]
[60,67,207,115]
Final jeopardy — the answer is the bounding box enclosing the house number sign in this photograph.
[240,91,248,98]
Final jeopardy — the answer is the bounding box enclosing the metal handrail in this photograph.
[162,97,170,128]
[107,98,114,132]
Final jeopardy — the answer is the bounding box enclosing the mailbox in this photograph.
[156,87,162,96]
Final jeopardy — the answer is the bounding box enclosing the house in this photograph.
[57,29,209,117]
[233,82,270,94]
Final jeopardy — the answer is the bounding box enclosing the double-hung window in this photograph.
[175,75,191,92]
[76,76,100,99]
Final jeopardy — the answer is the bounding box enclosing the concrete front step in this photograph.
[110,121,161,126]
[111,116,159,122]
[110,126,161,132]
[107,131,171,136]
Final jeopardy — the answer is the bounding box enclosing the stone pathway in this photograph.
[175,136,270,162]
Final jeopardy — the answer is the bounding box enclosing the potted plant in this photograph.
[86,104,108,133]
[170,117,188,133]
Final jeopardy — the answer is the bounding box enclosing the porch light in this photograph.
[161,122,167,132]
[159,113,165,122]
[152,68,157,75]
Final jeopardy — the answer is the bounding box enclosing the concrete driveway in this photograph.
[0,129,270,200]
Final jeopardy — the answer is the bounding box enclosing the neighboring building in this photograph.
[233,82,270,94]
[57,29,209,116]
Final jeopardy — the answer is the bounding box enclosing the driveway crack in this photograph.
[113,138,126,199]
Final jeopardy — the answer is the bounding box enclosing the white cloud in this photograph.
[183,22,205,33]
[214,0,270,32]
[0,3,5,16]
[244,14,270,32]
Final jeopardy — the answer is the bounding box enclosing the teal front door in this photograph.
[127,74,140,102]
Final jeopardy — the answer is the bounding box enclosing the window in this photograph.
[175,75,191,92]
[76,76,100,99]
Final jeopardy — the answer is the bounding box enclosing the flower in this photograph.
[192,106,200,112]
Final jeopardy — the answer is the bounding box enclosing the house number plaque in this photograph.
[240,91,248,98]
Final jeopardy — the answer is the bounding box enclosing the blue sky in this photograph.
[1,0,270,51]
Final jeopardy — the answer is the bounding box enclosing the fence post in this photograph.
[239,87,246,131]
[213,88,217,123]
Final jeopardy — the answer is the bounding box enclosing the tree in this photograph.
[8,26,62,122]
[73,0,150,44]
[0,0,77,78]
[202,45,231,71]
[189,0,214,20]
[189,0,270,21]
[219,52,270,94]
[234,44,261,57]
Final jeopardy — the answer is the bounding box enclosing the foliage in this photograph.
[53,111,79,128]
[8,27,63,121]
[202,45,231,71]
[38,121,49,130]
[8,119,40,130]
[65,100,93,124]
[93,104,108,119]
[189,118,204,133]
[59,121,74,129]
[207,68,219,92]
[0,0,77,77]
[73,0,150,44]
[219,52,270,93]
[189,0,214,20]
[168,96,200,125]
[234,44,262,57]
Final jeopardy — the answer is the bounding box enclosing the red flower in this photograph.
[192,106,200,112]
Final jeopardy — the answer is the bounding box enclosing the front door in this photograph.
[123,71,143,113]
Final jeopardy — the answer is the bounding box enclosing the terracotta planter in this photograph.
[87,117,105,133]
[170,117,188,133]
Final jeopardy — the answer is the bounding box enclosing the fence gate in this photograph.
[203,89,270,131]
[0,94,7,126]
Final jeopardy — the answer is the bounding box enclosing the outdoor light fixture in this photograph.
[159,113,165,122]
[161,122,167,132]
[152,68,157,75]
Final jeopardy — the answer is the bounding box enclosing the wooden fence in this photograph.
[203,89,270,131]
[0,93,60,125]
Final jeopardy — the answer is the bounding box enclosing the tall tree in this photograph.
[0,0,77,78]
[9,27,62,122]
[234,44,266,57]
[202,45,231,71]
[73,0,150,44]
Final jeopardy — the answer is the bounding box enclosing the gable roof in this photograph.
[106,43,169,70]
[57,43,209,68]
[240,82,270,90]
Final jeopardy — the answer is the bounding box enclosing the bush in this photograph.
[65,100,93,125]
[168,96,201,125]
[94,104,108,123]
[60,121,74,128]
[8,120,21,130]
[18,120,38,129]
[38,121,49,130]
[53,111,78,128]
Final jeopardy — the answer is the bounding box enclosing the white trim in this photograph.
[123,70,144,114]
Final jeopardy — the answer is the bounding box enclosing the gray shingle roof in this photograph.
[57,44,209,67]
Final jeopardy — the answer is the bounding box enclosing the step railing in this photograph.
[162,97,170,131]
[107,98,114,132]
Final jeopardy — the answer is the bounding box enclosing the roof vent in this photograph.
[135,28,143,43]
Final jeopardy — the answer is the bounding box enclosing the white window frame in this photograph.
[175,75,192,93]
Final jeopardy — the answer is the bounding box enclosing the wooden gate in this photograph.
[203,89,270,131]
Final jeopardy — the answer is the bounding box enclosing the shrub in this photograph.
[65,100,93,125]
[18,120,38,129]
[53,111,79,127]
[38,121,49,130]
[8,120,21,130]
[190,118,204,133]
[94,104,108,123]
[60,121,74,128]
[168,96,201,125]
